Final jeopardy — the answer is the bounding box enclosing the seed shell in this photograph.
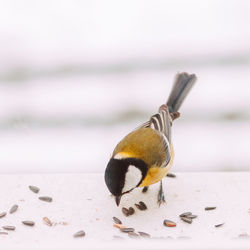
[142,186,148,193]
[205,207,216,211]
[73,230,85,238]
[181,217,192,224]
[166,173,176,178]
[2,226,15,231]
[186,215,198,219]
[113,217,122,224]
[29,185,40,194]
[113,223,126,229]
[39,196,52,202]
[122,207,130,217]
[9,204,18,214]
[179,212,192,217]
[22,221,35,226]
[128,207,135,215]
[138,231,151,238]
[43,217,52,226]
[163,219,176,227]
[139,201,147,210]
[120,228,135,233]
[215,223,224,228]
[0,212,7,218]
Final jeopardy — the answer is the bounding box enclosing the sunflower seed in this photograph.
[135,201,147,211]
[29,185,40,194]
[73,230,85,238]
[0,232,8,235]
[39,196,52,202]
[128,232,140,238]
[181,217,192,224]
[163,219,176,227]
[122,207,130,217]
[215,223,224,228]
[113,223,126,229]
[9,205,18,214]
[128,207,135,215]
[113,217,122,224]
[2,226,15,231]
[142,186,148,193]
[186,215,198,219]
[22,221,35,226]
[179,212,192,217]
[120,228,135,233]
[138,231,151,238]
[205,207,216,211]
[43,217,52,226]
[166,173,176,178]
[0,212,7,218]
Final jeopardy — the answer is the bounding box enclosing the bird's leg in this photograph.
[142,186,149,193]
[157,180,166,206]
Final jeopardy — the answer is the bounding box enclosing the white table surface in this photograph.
[0,172,250,249]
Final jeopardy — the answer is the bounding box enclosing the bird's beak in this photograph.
[115,195,121,206]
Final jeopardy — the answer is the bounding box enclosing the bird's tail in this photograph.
[167,72,197,113]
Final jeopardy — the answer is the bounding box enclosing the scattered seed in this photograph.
[39,196,52,202]
[186,215,198,219]
[120,228,135,233]
[181,217,192,224]
[205,207,216,211]
[22,221,35,226]
[122,207,130,217]
[128,207,135,215]
[166,173,176,178]
[179,212,192,217]
[113,224,126,229]
[43,217,52,226]
[29,185,40,193]
[135,201,147,211]
[0,232,8,235]
[2,226,15,231]
[9,204,18,214]
[215,223,224,228]
[142,186,148,193]
[73,230,85,238]
[138,231,151,238]
[163,219,176,227]
[0,212,7,218]
[113,217,122,224]
[128,232,140,238]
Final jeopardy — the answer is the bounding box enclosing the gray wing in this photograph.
[149,106,172,166]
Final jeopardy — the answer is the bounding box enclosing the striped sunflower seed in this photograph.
[120,228,135,233]
[128,232,140,238]
[138,231,151,238]
[0,212,7,218]
[179,212,192,217]
[205,207,216,211]
[113,217,122,224]
[163,219,176,227]
[2,226,15,231]
[122,207,130,217]
[181,217,192,224]
[22,221,35,226]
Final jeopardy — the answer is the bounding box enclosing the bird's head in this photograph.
[104,156,148,206]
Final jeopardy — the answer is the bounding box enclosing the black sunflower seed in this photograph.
[179,212,192,217]
[128,207,135,215]
[215,223,224,228]
[181,217,192,224]
[205,207,216,211]
[120,228,135,233]
[22,221,35,226]
[128,232,140,238]
[166,173,176,178]
[122,207,130,217]
[2,226,15,231]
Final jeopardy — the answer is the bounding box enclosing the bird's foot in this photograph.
[157,181,166,206]
[142,186,149,193]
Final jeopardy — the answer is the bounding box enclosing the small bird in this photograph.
[104,72,197,206]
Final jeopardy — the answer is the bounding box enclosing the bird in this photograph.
[104,72,197,206]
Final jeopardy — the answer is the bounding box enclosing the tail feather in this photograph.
[167,72,197,113]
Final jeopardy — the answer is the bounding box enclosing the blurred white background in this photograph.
[0,0,250,173]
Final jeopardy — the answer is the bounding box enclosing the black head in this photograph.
[104,157,148,205]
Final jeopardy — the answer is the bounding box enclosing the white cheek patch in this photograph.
[122,165,142,194]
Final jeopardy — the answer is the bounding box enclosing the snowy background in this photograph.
[0,0,250,173]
